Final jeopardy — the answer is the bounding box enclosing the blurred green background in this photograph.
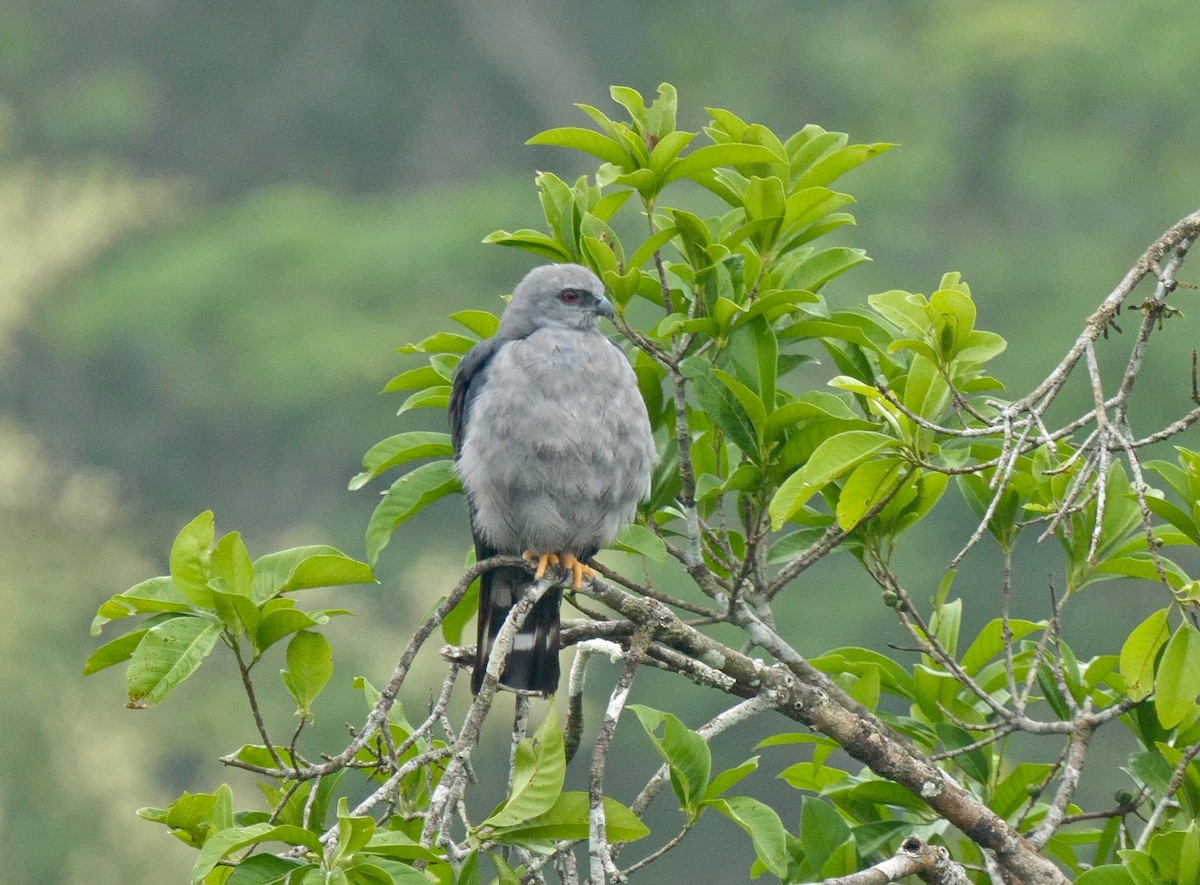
[3,2,1200,882]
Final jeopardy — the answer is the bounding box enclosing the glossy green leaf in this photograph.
[701,757,759,802]
[789,246,869,292]
[612,523,668,562]
[796,142,894,189]
[1074,866,1136,885]
[484,792,648,844]
[224,853,309,884]
[365,460,461,564]
[350,432,454,490]
[254,601,322,653]
[209,530,254,599]
[380,365,447,394]
[835,457,905,530]
[91,576,191,633]
[662,143,781,187]
[281,630,333,717]
[680,356,760,458]
[170,510,215,609]
[706,796,789,879]
[798,797,851,877]
[778,761,849,792]
[396,332,476,355]
[83,628,149,675]
[1156,623,1200,728]
[630,705,712,812]
[769,430,900,528]
[960,618,1044,675]
[394,385,451,416]
[449,309,499,339]
[138,784,234,849]
[191,823,323,882]
[126,615,222,707]
[1120,608,1171,701]
[252,546,374,599]
[526,126,631,166]
[482,705,565,829]
[482,229,574,262]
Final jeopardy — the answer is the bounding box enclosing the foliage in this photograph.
[89,84,1200,883]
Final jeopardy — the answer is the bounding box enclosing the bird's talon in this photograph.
[524,551,558,580]
[559,552,596,589]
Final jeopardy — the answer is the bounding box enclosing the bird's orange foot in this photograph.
[523,551,559,580]
[559,552,597,590]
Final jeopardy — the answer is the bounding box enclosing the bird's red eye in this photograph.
[559,288,581,304]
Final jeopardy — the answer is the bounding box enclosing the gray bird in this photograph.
[450,264,656,695]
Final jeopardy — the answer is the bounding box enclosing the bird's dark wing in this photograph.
[451,336,560,694]
[450,336,506,456]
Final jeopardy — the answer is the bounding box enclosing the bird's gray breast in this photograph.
[457,327,654,555]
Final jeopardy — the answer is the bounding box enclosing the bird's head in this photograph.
[498,264,614,338]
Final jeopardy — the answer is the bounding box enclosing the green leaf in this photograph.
[138,784,234,849]
[170,510,215,609]
[628,225,680,271]
[366,460,461,564]
[991,762,1055,819]
[701,757,759,802]
[482,229,574,262]
[209,531,254,599]
[611,523,668,562]
[769,430,901,528]
[91,575,191,633]
[329,798,376,866]
[1156,623,1200,728]
[484,792,648,845]
[809,646,915,699]
[254,601,323,654]
[527,126,631,167]
[789,246,869,292]
[126,616,222,707]
[84,628,149,675]
[281,630,333,718]
[935,724,991,783]
[191,824,323,882]
[629,705,711,812]
[679,356,761,459]
[960,618,1044,675]
[796,142,894,189]
[662,143,781,187]
[361,830,442,864]
[450,309,500,339]
[482,705,566,829]
[835,457,905,530]
[798,797,851,876]
[777,762,849,792]
[1120,608,1171,701]
[252,546,373,599]
[724,315,777,407]
[225,854,309,885]
[350,432,454,490]
[1073,866,1135,885]
[395,385,451,416]
[706,796,789,879]
[381,365,448,394]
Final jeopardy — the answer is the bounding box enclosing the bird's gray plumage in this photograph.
[450,264,655,694]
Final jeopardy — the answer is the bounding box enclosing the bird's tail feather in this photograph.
[472,566,562,695]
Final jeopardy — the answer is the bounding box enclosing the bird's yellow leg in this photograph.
[559,552,596,590]
[523,551,559,580]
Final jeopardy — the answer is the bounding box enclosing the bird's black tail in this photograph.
[472,565,562,695]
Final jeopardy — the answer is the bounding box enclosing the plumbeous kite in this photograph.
[450,264,655,695]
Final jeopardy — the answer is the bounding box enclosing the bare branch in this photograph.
[821,835,970,885]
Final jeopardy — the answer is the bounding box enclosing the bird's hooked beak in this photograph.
[595,295,615,320]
